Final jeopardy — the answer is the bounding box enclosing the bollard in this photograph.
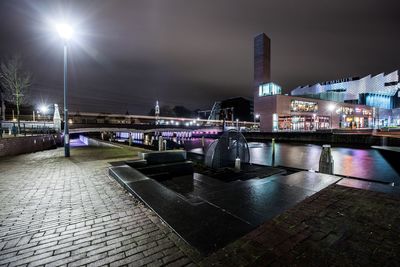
[158,135,163,151]
[271,138,276,167]
[128,132,132,146]
[234,157,241,171]
[319,144,334,174]
[12,123,17,137]
[163,140,167,150]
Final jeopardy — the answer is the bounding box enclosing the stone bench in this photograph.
[139,150,187,165]
[126,150,193,179]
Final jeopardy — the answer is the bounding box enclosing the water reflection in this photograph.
[186,139,399,184]
[249,142,399,183]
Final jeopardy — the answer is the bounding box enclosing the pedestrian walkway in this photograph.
[200,184,400,266]
[0,146,197,266]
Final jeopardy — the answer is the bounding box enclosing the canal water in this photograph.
[185,139,400,184]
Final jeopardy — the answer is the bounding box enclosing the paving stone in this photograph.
[0,147,193,266]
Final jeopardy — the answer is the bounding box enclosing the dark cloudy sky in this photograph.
[0,0,399,114]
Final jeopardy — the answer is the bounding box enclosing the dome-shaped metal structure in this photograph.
[204,129,250,169]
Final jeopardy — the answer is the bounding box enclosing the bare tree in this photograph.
[0,84,4,137]
[0,55,31,133]
[0,84,5,121]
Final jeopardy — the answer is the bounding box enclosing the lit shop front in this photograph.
[275,115,331,131]
[336,106,373,129]
[254,95,375,132]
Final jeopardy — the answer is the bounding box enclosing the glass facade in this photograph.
[364,94,393,109]
[259,82,282,96]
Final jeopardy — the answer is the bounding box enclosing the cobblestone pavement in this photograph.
[0,147,197,267]
[200,184,400,267]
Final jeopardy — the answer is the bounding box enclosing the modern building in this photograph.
[291,71,400,109]
[290,71,400,127]
[257,95,374,132]
[253,33,283,125]
[252,33,399,132]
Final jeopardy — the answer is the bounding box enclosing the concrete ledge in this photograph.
[140,150,187,164]
[79,135,120,148]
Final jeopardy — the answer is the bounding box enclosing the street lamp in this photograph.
[39,105,48,115]
[56,23,73,157]
[39,104,49,129]
[328,104,336,130]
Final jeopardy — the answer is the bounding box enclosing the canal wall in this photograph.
[0,135,59,157]
[244,132,400,146]
[79,135,120,148]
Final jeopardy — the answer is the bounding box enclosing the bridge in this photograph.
[0,111,259,138]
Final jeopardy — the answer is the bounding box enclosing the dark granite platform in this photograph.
[338,178,400,196]
[371,146,400,183]
[371,146,400,153]
[109,164,341,255]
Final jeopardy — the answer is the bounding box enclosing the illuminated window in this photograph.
[259,82,282,96]
[272,113,278,131]
[290,100,318,112]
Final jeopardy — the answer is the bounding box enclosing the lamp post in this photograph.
[39,104,48,130]
[56,23,73,157]
[328,104,336,131]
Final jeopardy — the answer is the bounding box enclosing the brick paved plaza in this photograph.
[0,146,399,266]
[0,147,197,266]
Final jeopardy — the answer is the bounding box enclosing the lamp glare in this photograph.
[56,23,73,40]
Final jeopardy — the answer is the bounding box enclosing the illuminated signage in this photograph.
[290,100,318,112]
[336,106,372,116]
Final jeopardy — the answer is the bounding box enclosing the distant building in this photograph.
[220,97,253,122]
[254,33,271,95]
[252,33,400,131]
[291,71,400,109]
[257,95,374,132]
[207,97,253,122]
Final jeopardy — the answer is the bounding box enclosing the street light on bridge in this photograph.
[56,23,74,157]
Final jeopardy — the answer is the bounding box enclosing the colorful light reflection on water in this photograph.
[186,139,399,184]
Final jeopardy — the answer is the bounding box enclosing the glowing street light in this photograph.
[56,23,74,157]
[327,104,336,130]
[39,105,49,115]
[56,24,74,40]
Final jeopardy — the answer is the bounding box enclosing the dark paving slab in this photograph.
[110,164,341,255]
[197,177,318,226]
[201,184,400,266]
[338,178,400,196]
[268,171,341,192]
[122,177,254,255]
[193,163,286,182]
[371,146,400,183]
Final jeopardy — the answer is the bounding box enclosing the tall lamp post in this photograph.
[328,104,336,131]
[56,23,73,157]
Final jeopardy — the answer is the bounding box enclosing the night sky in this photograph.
[0,0,399,114]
